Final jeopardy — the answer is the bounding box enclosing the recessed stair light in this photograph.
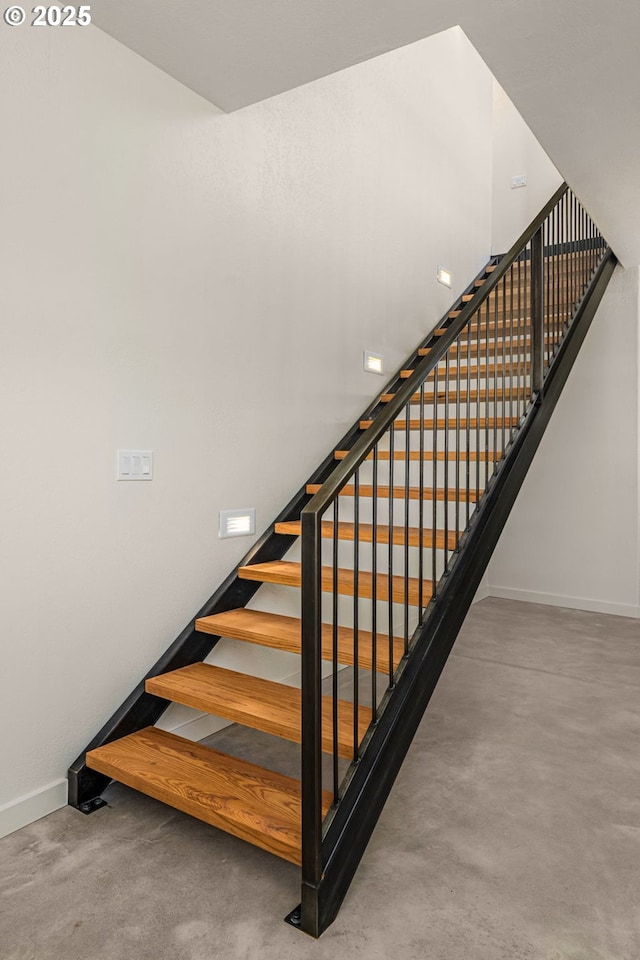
[437,266,452,288]
[219,508,256,539]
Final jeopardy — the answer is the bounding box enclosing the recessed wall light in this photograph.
[363,351,384,375]
[437,266,452,288]
[219,508,256,539]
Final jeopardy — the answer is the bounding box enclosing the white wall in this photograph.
[491,82,563,255]
[0,25,496,830]
[487,265,640,618]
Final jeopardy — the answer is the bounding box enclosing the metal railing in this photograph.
[298,183,610,933]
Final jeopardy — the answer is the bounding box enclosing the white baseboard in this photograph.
[486,584,640,620]
[472,583,491,603]
[0,779,68,841]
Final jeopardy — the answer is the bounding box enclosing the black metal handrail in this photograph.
[297,181,612,935]
[302,183,568,519]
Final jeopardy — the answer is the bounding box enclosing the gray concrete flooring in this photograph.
[1,598,639,960]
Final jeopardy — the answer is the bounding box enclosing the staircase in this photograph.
[69,185,615,936]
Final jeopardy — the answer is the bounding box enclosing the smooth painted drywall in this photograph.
[0,25,495,817]
[487,265,640,618]
[491,83,563,256]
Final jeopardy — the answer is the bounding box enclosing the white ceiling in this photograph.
[93,0,640,265]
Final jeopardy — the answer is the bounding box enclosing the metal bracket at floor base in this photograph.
[76,797,108,815]
[284,905,302,930]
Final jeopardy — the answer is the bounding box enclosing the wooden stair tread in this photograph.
[275,519,457,550]
[418,335,553,357]
[359,416,519,430]
[86,726,331,865]
[379,388,519,404]
[238,561,433,606]
[400,360,530,379]
[306,482,478,502]
[146,664,370,760]
[195,608,404,675]
[333,449,501,462]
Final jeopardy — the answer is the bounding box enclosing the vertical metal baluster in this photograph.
[517,255,522,420]
[444,352,450,574]
[557,200,562,346]
[578,202,583,297]
[418,383,425,621]
[545,216,550,370]
[532,228,544,400]
[524,245,528,404]
[583,204,588,291]
[493,291,498,472]
[567,192,572,316]
[455,336,461,547]
[509,264,514,437]
[388,424,394,689]
[560,193,564,337]
[581,201,584,294]
[567,192,572,321]
[558,198,563,346]
[465,314,472,529]
[551,209,556,352]
[403,401,410,655]
[353,470,360,762]
[527,241,532,403]
[484,299,490,491]
[564,192,569,332]
[475,311,481,507]
[501,276,507,453]
[371,444,378,722]
[432,366,439,598]
[572,193,576,319]
[521,252,526,412]
[584,205,588,284]
[332,499,339,803]
[554,200,562,350]
[514,257,519,417]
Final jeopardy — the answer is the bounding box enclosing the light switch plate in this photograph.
[117,449,153,481]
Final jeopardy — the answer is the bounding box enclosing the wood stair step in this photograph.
[275,519,458,550]
[238,561,433,606]
[417,335,553,357]
[334,449,501,462]
[379,387,519,404]
[306,482,478,502]
[400,360,530,379]
[436,317,536,331]
[85,726,331,865]
[146,664,370,760]
[195,608,404,676]
[359,416,519,430]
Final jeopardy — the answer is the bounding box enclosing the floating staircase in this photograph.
[69,185,615,936]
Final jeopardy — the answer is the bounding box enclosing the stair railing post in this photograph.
[300,506,323,936]
[531,225,545,399]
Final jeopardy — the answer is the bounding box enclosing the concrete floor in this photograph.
[2,598,639,960]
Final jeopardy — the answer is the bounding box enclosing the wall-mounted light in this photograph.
[437,266,452,288]
[363,351,384,375]
[219,508,256,539]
